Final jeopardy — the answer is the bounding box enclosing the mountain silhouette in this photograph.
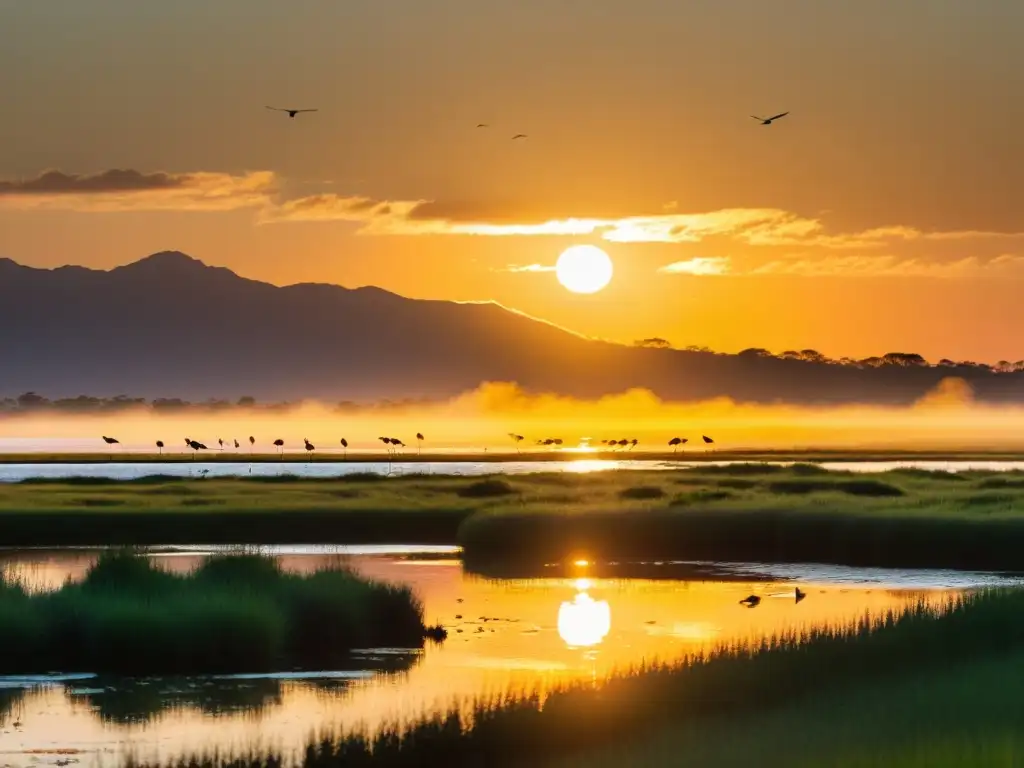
[1,252,1022,404]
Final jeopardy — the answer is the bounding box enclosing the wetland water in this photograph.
[4,458,1024,482]
[0,546,1020,766]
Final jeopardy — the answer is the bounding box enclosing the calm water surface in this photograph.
[0,546,1019,766]
[3,458,1024,483]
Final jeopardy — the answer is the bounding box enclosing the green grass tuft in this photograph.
[0,550,426,675]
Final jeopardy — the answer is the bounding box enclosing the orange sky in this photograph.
[3,1,1024,362]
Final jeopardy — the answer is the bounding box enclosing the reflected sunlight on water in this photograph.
[0,547,992,765]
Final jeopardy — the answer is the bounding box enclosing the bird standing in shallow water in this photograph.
[739,595,761,608]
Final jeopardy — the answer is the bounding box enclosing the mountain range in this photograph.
[1,252,1021,405]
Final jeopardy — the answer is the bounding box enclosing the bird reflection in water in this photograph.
[557,577,611,648]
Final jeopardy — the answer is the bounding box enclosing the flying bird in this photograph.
[702,435,715,445]
[266,106,318,118]
[751,111,789,125]
[477,123,489,128]
[511,134,528,140]
[795,587,807,604]
[739,595,761,608]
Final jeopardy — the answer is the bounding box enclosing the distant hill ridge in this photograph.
[1,252,1022,404]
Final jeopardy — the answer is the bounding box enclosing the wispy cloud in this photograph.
[0,169,276,212]
[267,195,1024,250]
[503,263,558,273]
[8,171,1024,262]
[659,254,1024,279]
[658,257,732,276]
[749,255,1024,278]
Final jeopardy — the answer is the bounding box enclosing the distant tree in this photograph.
[798,349,829,363]
[779,350,802,360]
[882,352,928,367]
[17,392,47,409]
[860,356,886,368]
[938,359,957,367]
[684,345,714,353]
[634,337,672,349]
[237,396,256,407]
[738,348,773,358]
[152,398,190,411]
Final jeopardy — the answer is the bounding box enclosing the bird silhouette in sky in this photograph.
[751,111,789,125]
[477,123,489,128]
[266,106,318,118]
[512,134,528,140]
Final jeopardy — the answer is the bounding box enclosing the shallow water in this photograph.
[3,458,1024,483]
[0,546,1017,766]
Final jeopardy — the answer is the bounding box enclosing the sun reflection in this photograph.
[563,459,615,474]
[558,580,611,648]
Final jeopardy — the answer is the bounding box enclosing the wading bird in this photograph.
[218,438,224,450]
[249,436,255,452]
[101,436,119,460]
[508,433,524,452]
[187,439,206,460]
[273,438,284,455]
[266,106,318,118]
[795,587,807,604]
[702,435,715,450]
[304,438,315,459]
[629,438,639,451]
[739,595,761,608]
[617,439,629,448]
[512,134,527,140]
[668,437,682,452]
[234,439,240,450]
[751,111,789,125]
[156,440,164,455]
[340,437,348,458]
[416,432,425,455]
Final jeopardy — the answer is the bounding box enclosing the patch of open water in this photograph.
[0,545,1017,766]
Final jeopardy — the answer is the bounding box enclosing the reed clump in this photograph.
[0,550,426,675]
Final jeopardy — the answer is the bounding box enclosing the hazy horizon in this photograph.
[7,379,1024,453]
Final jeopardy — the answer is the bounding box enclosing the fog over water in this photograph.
[3,379,1024,455]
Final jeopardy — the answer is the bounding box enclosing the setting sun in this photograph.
[556,245,613,294]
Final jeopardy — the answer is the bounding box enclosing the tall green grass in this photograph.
[125,589,1024,768]
[0,550,427,675]
[11,467,1024,571]
[458,466,1024,572]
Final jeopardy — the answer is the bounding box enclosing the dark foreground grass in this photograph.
[126,588,1024,768]
[557,638,1024,767]
[0,550,427,675]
